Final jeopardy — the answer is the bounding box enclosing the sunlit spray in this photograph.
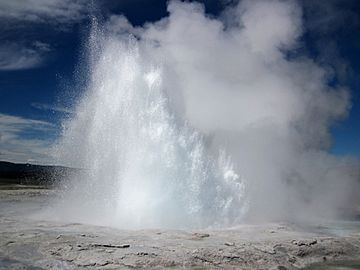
[52,32,247,229]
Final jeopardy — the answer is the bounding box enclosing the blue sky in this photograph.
[0,0,359,164]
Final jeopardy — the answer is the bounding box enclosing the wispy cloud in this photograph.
[0,41,51,71]
[31,102,74,114]
[0,113,57,164]
[303,0,360,33]
[0,0,89,70]
[0,0,88,25]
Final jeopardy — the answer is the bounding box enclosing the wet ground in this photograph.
[303,260,360,270]
[1,185,360,269]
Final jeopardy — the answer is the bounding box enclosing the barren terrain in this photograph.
[1,185,360,269]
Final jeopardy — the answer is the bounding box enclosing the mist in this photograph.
[52,0,360,228]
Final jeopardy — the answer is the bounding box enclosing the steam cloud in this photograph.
[54,0,360,227]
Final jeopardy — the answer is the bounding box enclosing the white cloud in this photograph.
[0,113,56,164]
[0,0,88,24]
[0,0,88,70]
[31,102,74,114]
[0,41,51,70]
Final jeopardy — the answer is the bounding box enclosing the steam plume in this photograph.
[53,0,360,227]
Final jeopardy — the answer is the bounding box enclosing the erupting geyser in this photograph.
[53,33,247,229]
[51,0,360,229]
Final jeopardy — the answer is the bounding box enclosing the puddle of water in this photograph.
[302,260,360,270]
[299,220,360,237]
[0,256,44,270]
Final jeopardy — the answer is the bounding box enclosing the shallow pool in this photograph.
[303,260,360,270]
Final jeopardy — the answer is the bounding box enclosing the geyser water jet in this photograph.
[53,34,247,229]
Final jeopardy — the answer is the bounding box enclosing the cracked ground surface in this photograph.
[1,186,360,269]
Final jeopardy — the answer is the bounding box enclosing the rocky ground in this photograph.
[0,185,360,269]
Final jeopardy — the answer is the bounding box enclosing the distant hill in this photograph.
[0,161,78,186]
